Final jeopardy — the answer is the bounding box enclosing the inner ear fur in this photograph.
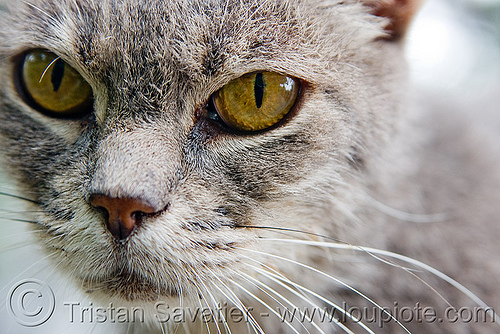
[362,0,424,40]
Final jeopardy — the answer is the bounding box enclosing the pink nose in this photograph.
[90,194,157,241]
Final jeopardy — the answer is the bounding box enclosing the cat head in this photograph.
[0,0,420,304]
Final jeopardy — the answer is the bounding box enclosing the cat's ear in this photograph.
[362,0,424,40]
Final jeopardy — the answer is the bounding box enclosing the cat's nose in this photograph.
[90,194,157,241]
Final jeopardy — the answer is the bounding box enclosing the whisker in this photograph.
[239,253,370,334]
[235,270,319,334]
[268,238,456,311]
[366,196,449,223]
[172,268,184,309]
[241,224,493,318]
[85,319,99,334]
[0,250,59,315]
[160,319,167,334]
[248,264,371,334]
[264,237,498,322]
[38,56,61,83]
[209,284,248,333]
[181,321,193,334]
[230,279,302,334]
[192,275,218,334]
[196,268,230,334]
[23,1,59,23]
[0,209,46,215]
[125,320,133,334]
[235,224,344,244]
[0,191,40,204]
[204,267,263,334]
[0,228,42,242]
[0,217,40,225]
[239,247,412,333]
[0,239,42,253]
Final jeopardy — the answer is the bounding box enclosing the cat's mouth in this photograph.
[75,235,241,302]
[73,243,182,301]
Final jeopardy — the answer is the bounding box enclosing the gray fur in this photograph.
[0,0,498,333]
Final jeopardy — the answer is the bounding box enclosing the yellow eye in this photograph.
[19,50,93,116]
[212,72,300,132]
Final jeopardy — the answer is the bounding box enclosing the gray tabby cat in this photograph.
[0,0,499,333]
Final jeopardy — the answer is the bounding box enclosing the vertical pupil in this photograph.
[51,58,65,92]
[254,72,264,109]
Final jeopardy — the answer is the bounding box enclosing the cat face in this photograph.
[0,0,409,321]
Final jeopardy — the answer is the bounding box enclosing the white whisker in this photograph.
[204,267,264,334]
[248,264,372,334]
[0,229,42,242]
[192,275,219,334]
[367,196,449,223]
[160,320,167,334]
[38,56,61,83]
[231,279,302,334]
[0,250,57,297]
[263,237,498,323]
[197,268,231,334]
[172,268,184,308]
[0,255,65,324]
[236,270,321,334]
[85,316,100,334]
[193,283,212,334]
[239,247,412,333]
[0,239,41,253]
[23,1,58,22]
[240,253,371,334]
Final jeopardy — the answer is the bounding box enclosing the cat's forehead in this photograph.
[1,0,382,86]
[71,0,313,89]
[70,0,303,70]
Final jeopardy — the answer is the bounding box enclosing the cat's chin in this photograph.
[80,269,181,302]
[70,238,244,303]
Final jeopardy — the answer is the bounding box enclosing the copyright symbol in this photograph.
[7,279,55,327]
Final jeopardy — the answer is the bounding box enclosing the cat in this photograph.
[0,0,499,333]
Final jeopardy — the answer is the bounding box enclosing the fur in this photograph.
[0,0,498,333]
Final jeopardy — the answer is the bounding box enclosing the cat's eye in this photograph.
[212,72,300,132]
[17,50,93,117]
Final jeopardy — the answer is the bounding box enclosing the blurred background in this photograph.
[406,0,500,111]
[1,0,499,332]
